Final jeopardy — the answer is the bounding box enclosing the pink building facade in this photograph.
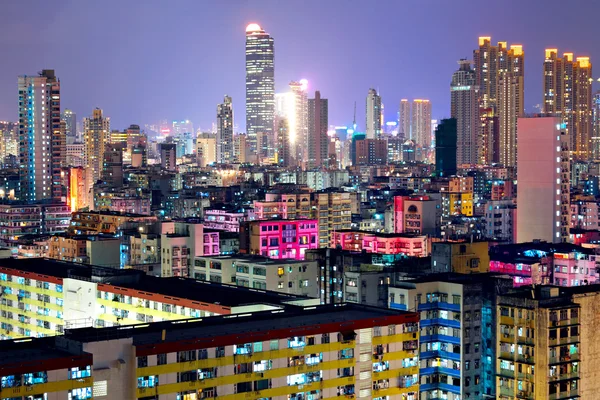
[204,209,247,232]
[331,230,428,257]
[244,219,319,260]
[489,251,599,287]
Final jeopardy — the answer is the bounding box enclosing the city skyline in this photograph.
[1,0,599,131]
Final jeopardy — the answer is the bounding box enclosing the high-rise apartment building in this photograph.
[18,69,64,201]
[245,23,275,160]
[233,134,247,163]
[216,95,234,164]
[473,38,524,167]
[517,117,570,243]
[543,49,593,160]
[83,108,110,188]
[61,108,77,140]
[159,142,177,172]
[366,88,382,139]
[308,91,328,169]
[399,99,411,140]
[451,60,480,165]
[101,143,124,187]
[196,133,216,167]
[412,99,432,149]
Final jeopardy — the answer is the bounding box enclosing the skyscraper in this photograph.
[450,60,479,165]
[83,108,110,187]
[473,38,524,167]
[245,23,275,161]
[411,99,432,150]
[517,117,570,243]
[435,118,457,177]
[289,80,308,164]
[308,91,328,169]
[276,117,291,167]
[365,88,382,139]
[61,109,77,141]
[18,69,64,201]
[399,99,411,140]
[543,50,593,160]
[216,95,234,164]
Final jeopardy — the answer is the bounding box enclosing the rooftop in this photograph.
[72,210,153,218]
[335,229,425,238]
[63,303,415,347]
[197,254,312,265]
[0,258,310,308]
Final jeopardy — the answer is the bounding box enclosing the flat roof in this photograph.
[0,258,309,308]
[391,272,513,286]
[72,210,152,218]
[62,303,416,349]
[335,229,425,238]
[196,254,311,265]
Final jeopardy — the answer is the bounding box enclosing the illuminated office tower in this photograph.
[543,50,593,160]
[399,99,411,140]
[83,108,110,187]
[307,91,328,169]
[61,109,77,141]
[216,95,234,164]
[592,92,600,159]
[517,117,570,244]
[451,60,480,165]
[245,23,275,160]
[18,69,64,201]
[276,117,291,167]
[289,80,308,163]
[473,38,524,167]
[411,99,432,149]
[365,88,382,139]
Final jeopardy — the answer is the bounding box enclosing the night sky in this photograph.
[1,0,598,132]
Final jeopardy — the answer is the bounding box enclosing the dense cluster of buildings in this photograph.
[1,19,600,400]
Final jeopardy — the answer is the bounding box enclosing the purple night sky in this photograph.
[0,0,598,131]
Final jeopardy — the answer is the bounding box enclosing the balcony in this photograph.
[516,336,535,346]
[498,385,514,398]
[418,302,461,312]
[419,366,461,378]
[549,388,579,400]
[548,336,580,346]
[549,353,579,365]
[420,350,461,361]
[419,382,461,394]
[550,371,579,382]
[420,318,460,329]
[420,334,460,345]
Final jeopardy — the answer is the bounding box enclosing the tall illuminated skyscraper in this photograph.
[83,108,110,187]
[276,117,291,167]
[365,88,382,139]
[399,99,410,140]
[18,69,64,201]
[473,37,524,167]
[216,95,234,164]
[451,60,479,165]
[245,23,275,161]
[308,91,328,169]
[289,80,308,163]
[411,99,432,149]
[543,49,593,160]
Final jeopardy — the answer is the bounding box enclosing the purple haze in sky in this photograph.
[0,0,598,131]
